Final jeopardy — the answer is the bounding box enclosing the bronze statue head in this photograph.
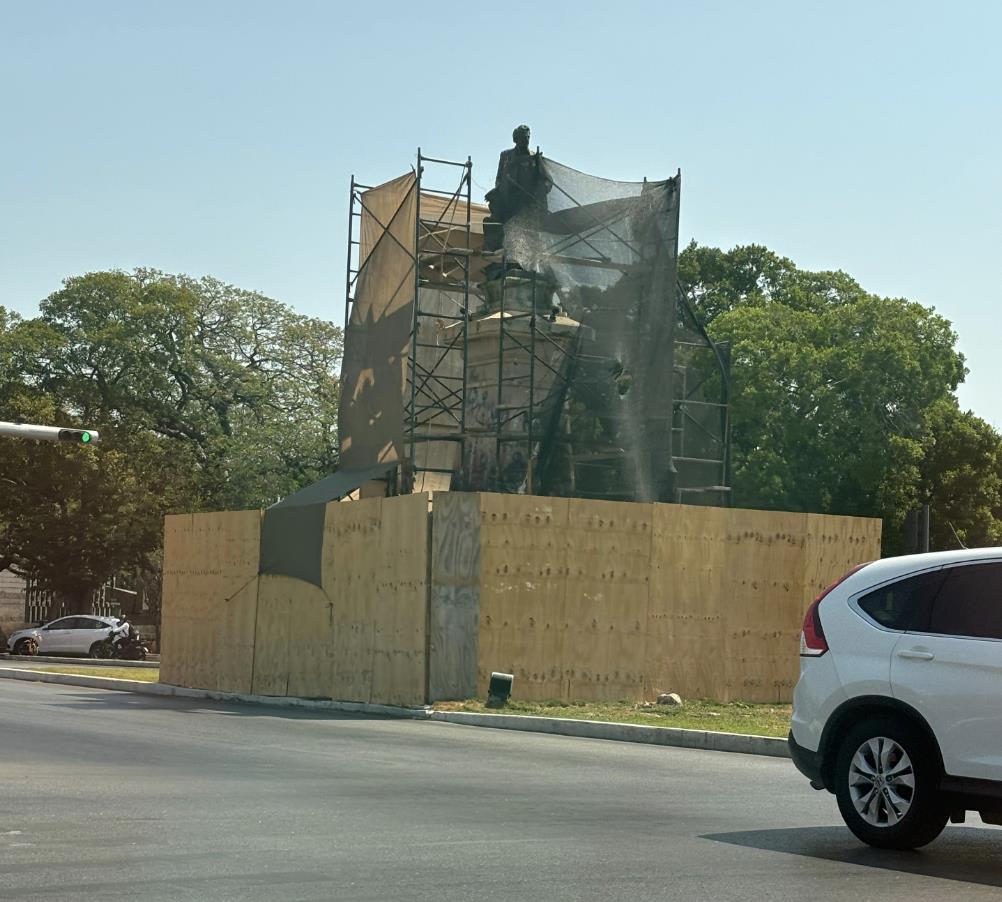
[513,125,530,150]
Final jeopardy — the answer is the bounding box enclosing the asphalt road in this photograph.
[2,681,1002,901]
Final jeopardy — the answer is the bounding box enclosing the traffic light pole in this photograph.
[0,421,100,444]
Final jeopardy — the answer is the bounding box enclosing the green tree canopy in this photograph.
[0,270,342,608]
[680,242,998,552]
[918,400,1002,550]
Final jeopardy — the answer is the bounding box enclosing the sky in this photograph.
[1,1,1000,422]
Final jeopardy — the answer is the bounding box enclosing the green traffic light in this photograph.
[80,431,91,443]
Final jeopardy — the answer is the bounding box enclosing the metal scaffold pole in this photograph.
[401,149,473,492]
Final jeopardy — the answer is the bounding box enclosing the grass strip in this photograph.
[8,667,789,736]
[433,698,791,738]
[24,666,161,683]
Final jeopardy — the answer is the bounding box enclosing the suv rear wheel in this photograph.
[834,716,948,849]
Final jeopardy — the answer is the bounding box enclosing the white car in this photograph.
[7,615,121,658]
[790,548,1002,849]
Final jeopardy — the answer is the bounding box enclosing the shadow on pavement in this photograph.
[703,825,1002,887]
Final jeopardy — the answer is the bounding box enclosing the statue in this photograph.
[483,125,549,253]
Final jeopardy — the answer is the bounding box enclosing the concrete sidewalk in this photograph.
[0,666,790,759]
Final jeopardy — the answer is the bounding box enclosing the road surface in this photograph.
[1,680,1001,901]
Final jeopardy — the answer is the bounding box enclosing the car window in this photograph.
[60,617,87,630]
[81,618,108,631]
[43,618,71,631]
[928,563,1002,640]
[858,570,945,631]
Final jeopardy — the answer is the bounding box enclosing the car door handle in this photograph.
[897,649,935,661]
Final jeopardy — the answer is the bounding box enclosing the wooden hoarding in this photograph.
[160,493,881,705]
[159,509,261,693]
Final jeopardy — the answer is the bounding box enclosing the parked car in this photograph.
[790,548,1002,849]
[7,615,122,658]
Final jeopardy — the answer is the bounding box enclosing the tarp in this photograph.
[338,173,417,471]
[258,463,397,587]
[497,159,683,501]
[335,157,727,506]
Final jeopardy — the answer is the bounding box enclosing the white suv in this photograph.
[790,548,1002,849]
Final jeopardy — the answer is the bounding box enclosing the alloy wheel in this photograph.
[848,736,916,827]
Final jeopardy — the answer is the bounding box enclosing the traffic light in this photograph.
[57,429,98,444]
[0,421,101,444]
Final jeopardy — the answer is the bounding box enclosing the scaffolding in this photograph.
[489,266,577,494]
[488,283,730,503]
[671,287,731,504]
[482,165,730,504]
[342,153,730,504]
[343,151,473,492]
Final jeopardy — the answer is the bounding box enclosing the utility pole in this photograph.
[0,421,100,444]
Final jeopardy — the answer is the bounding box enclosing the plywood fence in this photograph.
[467,495,881,703]
[161,492,880,706]
[160,494,429,707]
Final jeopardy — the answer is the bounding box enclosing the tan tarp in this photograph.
[418,193,489,239]
[339,173,417,469]
[340,171,493,476]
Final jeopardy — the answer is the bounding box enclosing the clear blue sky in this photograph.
[2,1,1000,422]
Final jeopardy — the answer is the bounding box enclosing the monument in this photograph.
[483,124,550,254]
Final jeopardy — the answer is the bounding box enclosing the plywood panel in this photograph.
[721,508,808,702]
[285,579,336,699]
[160,509,261,693]
[563,499,653,701]
[649,503,730,701]
[371,493,429,707]
[477,494,570,701]
[323,494,429,706]
[326,497,383,703]
[214,576,259,694]
[251,574,292,696]
[245,574,335,700]
[429,492,480,701]
[803,512,883,601]
[202,510,261,693]
[412,469,454,494]
[159,513,193,687]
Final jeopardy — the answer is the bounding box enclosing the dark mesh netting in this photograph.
[671,290,730,504]
[469,157,728,503]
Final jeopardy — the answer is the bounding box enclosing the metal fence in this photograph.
[24,579,127,624]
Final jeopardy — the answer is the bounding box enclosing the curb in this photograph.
[0,667,789,759]
[428,711,789,758]
[0,668,430,720]
[0,654,158,669]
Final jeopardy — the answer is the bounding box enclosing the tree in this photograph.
[0,270,343,610]
[679,242,977,551]
[19,270,342,507]
[919,401,1002,551]
[0,420,194,611]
